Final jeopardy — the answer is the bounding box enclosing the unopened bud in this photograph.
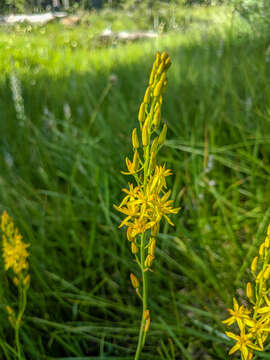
[265,235,270,248]
[132,128,140,149]
[150,137,159,155]
[127,228,134,242]
[251,256,258,273]
[259,242,265,257]
[149,238,156,257]
[164,57,171,70]
[256,270,263,283]
[13,277,19,286]
[149,69,155,86]
[161,51,169,61]
[151,222,160,236]
[142,118,150,146]
[264,266,270,280]
[153,106,161,128]
[144,87,151,104]
[154,80,163,97]
[246,282,252,299]
[138,102,146,123]
[130,273,140,288]
[132,150,140,172]
[131,242,138,254]
[158,123,167,145]
[144,309,150,320]
[23,274,31,287]
[144,254,154,268]
[144,317,150,332]
[268,224,270,236]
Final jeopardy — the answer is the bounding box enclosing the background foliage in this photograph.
[1,2,270,360]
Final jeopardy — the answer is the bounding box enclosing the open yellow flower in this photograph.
[226,330,261,359]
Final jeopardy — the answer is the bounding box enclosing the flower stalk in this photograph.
[1,211,30,360]
[114,52,180,359]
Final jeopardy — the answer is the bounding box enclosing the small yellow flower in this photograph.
[226,330,261,360]
[223,298,252,331]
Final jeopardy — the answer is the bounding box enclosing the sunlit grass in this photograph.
[0,4,270,359]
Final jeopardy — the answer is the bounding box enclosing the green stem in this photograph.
[15,325,21,360]
[134,233,148,360]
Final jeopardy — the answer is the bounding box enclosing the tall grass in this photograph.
[0,5,270,359]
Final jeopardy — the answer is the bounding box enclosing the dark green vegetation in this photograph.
[1,4,270,360]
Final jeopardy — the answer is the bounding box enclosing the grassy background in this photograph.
[1,3,270,359]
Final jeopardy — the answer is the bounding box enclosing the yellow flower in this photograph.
[248,317,270,349]
[1,211,29,275]
[226,330,262,360]
[223,298,252,331]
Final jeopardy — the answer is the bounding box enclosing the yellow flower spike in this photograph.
[114,52,178,359]
[132,128,140,149]
[138,102,146,124]
[251,256,258,273]
[144,87,151,104]
[154,79,163,98]
[142,118,150,147]
[130,273,140,289]
[158,123,167,145]
[246,282,253,299]
[131,242,139,254]
[259,242,265,257]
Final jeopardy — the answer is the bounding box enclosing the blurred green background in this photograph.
[1,0,270,359]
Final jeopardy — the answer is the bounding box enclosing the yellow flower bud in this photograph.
[154,80,163,97]
[157,61,165,76]
[144,309,150,320]
[138,102,146,123]
[142,118,150,147]
[153,106,161,128]
[144,254,154,268]
[130,273,140,289]
[148,238,156,257]
[144,87,151,104]
[151,222,160,236]
[265,235,270,248]
[132,150,140,172]
[161,51,169,61]
[256,270,264,283]
[125,157,134,174]
[158,123,167,145]
[150,137,159,155]
[259,242,265,257]
[164,57,172,70]
[251,256,258,273]
[13,277,19,286]
[144,317,150,332]
[149,69,155,86]
[131,242,138,254]
[132,128,139,149]
[268,224,270,236]
[246,282,252,299]
[23,274,31,287]
[264,266,270,280]
[127,228,134,242]
[155,51,161,66]
[6,305,13,315]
